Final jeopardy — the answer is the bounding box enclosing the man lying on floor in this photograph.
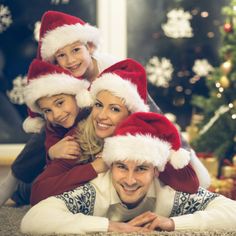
[21,112,236,234]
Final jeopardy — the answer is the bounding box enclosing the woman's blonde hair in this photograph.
[76,90,130,164]
[76,114,103,164]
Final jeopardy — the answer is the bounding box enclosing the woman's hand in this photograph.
[48,136,80,160]
[91,155,109,174]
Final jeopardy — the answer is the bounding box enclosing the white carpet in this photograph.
[0,206,236,236]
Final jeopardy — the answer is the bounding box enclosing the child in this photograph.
[24,58,110,205]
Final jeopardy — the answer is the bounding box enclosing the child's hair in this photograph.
[76,114,104,164]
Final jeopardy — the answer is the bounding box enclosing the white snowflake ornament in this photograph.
[162,8,193,38]
[34,21,41,42]
[192,59,214,77]
[7,75,27,105]
[146,56,174,87]
[0,4,12,33]
[51,0,70,5]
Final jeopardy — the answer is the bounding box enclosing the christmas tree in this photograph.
[191,0,236,163]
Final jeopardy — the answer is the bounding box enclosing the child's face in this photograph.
[37,94,79,128]
[54,41,95,78]
[91,90,129,139]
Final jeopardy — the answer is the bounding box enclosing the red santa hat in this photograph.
[90,58,149,113]
[23,59,92,133]
[102,112,190,171]
[38,10,100,62]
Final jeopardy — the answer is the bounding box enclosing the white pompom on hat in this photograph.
[90,58,149,113]
[38,10,100,62]
[23,59,92,133]
[102,112,190,171]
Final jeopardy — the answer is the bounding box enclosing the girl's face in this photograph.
[37,94,79,128]
[92,90,130,139]
[54,41,95,79]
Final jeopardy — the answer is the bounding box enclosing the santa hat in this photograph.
[38,10,100,62]
[90,58,149,113]
[102,112,190,171]
[23,59,92,133]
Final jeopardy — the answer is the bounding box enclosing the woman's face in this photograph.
[91,90,129,139]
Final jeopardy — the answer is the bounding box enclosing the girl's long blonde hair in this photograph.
[76,114,103,164]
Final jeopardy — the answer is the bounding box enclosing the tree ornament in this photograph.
[220,75,230,88]
[233,100,236,107]
[224,22,233,33]
[220,60,232,75]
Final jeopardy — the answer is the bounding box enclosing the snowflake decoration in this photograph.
[0,4,12,33]
[51,0,70,5]
[162,8,193,38]
[146,56,174,87]
[192,59,214,77]
[34,21,41,42]
[7,75,27,105]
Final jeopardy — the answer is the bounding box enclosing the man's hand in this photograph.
[148,214,175,231]
[48,136,80,160]
[128,211,156,228]
[108,221,151,233]
[128,211,175,231]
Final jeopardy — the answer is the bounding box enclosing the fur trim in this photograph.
[169,148,190,169]
[102,134,171,171]
[41,23,101,61]
[90,73,149,113]
[22,116,45,133]
[76,89,93,108]
[24,73,90,113]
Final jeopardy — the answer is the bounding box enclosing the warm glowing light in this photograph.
[219,87,224,93]
[201,11,209,17]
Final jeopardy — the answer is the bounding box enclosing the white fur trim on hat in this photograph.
[169,148,191,169]
[102,134,171,171]
[22,116,45,133]
[90,73,149,113]
[41,23,100,62]
[76,89,93,108]
[24,73,90,113]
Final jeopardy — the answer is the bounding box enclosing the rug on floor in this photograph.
[0,205,236,236]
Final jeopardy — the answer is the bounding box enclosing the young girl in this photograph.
[30,58,201,206]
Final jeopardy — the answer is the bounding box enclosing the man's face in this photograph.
[111,160,156,209]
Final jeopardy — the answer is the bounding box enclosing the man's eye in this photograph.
[116,164,126,170]
[137,166,149,172]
